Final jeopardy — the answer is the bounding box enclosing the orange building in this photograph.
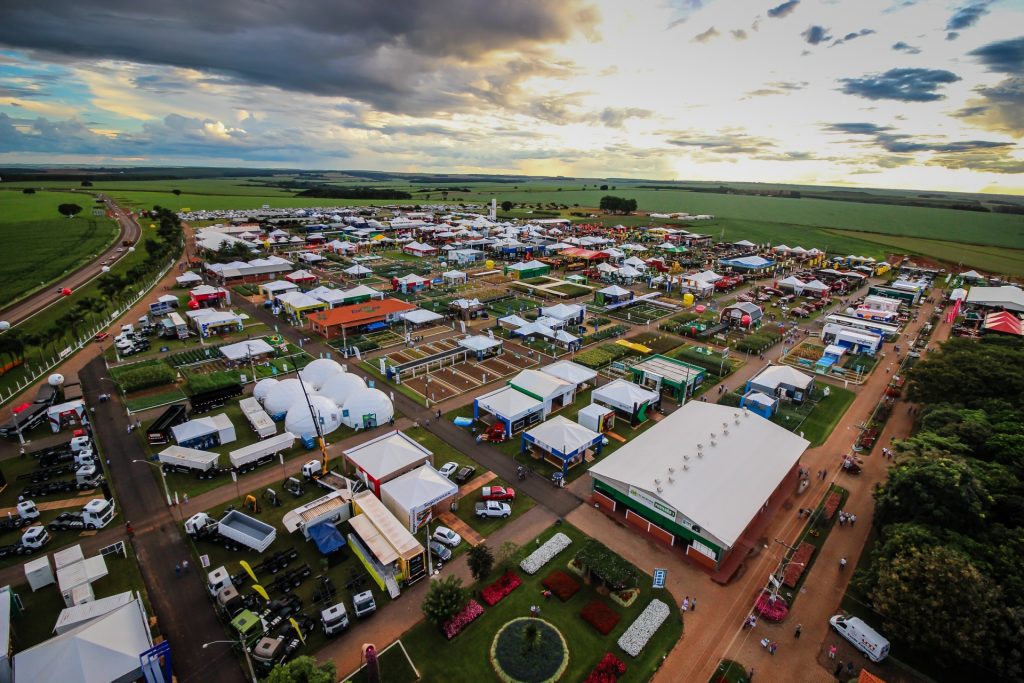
[309,299,417,339]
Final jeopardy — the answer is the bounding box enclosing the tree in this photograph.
[172,189,182,196]
[600,184,609,190]
[467,544,494,580]
[522,621,542,653]
[874,456,989,533]
[422,575,469,627]
[57,203,83,218]
[501,200,513,212]
[80,180,93,187]
[264,656,336,683]
[22,188,34,194]
[598,196,637,214]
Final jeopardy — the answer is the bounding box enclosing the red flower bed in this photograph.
[583,653,627,683]
[442,600,484,640]
[480,570,522,606]
[783,543,815,588]
[542,570,580,601]
[580,599,621,635]
[823,492,841,519]
[754,592,789,622]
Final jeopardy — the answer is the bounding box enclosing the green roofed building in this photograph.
[629,354,706,402]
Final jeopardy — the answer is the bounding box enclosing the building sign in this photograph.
[652,568,667,589]
[628,486,677,519]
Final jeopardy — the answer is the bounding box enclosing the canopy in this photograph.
[401,309,444,325]
[308,523,347,554]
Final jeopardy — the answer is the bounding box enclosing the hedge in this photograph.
[113,361,177,393]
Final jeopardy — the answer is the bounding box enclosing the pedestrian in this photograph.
[182,559,189,573]
[834,661,843,677]
[794,624,802,638]
[183,493,189,504]
[850,514,857,527]
[174,563,181,578]
[828,644,837,659]
[19,446,25,458]
[682,597,689,611]
[690,597,696,611]
[839,557,847,570]
[747,668,754,682]
[436,409,442,419]
[847,662,854,676]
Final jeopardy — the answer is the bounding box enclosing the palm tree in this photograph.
[521,622,541,653]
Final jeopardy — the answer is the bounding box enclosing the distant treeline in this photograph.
[633,183,1021,213]
[413,187,473,193]
[0,167,280,182]
[294,186,412,200]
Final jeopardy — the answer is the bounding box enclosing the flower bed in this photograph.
[783,543,815,588]
[491,618,569,683]
[583,653,627,683]
[580,599,622,635]
[754,592,789,622]
[481,570,522,607]
[443,599,484,640]
[823,491,841,520]
[610,588,640,608]
[617,599,670,657]
[521,532,572,575]
[542,570,581,602]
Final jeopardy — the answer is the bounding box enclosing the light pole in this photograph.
[132,459,172,507]
[202,640,258,683]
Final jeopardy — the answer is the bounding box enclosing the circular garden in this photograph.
[490,617,569,683]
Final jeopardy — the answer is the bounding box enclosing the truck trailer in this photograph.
[186,510,276,553]
[229,432,294,473]
[157,445,223,477]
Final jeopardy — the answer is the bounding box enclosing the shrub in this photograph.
[542,570,580,601]
[112,361,177,392]
[581,599,622,635]
[575,539,638,589]
[481,570,522,606]
[583,653,627,683]
[423,575,470,629]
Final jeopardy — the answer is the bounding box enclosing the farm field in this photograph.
[832,229,1024,276]
[0,190,119,303]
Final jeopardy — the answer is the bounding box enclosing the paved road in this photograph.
[81,337,244,682]
[0,192,141,326]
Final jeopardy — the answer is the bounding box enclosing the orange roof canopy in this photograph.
[310,298,416,328]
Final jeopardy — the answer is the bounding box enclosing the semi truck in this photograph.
[0,525,51,559]
[320,602,349,636]
[190,383,242,415]
[27,435,94,467]
[47,498,117,531]
[157,446,223,478]
[300,460,352,493]
[0,383,59,438]
[0,500,41,531]
[20,465,103,498]
[229,432,295,474]
[185,510,277,553]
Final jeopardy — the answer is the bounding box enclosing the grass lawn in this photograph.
[187,473,389,661]
[405,427,478,474]
[710,659,750,683]
[401,523,682,683]
[453,476,536,540]
[9,544,154,650]
[124,386,189,412]
[719,383,855,447]
[0,190,120,303]
[343,641,420,683]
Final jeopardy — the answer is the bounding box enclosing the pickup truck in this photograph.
[475,500,511,519]
[480,485,516,501]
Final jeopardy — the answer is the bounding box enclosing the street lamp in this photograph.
[202,639,258,683]
[132,459,172,507]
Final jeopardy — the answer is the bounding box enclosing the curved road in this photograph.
[0,192,141,326]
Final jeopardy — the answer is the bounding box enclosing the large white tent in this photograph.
[252,377,279,404]
[592,379,659,415]
[285,395,343,439]
[317,371,366,407]
[298,358,345,391]
[263,378,316,418]
[341,388,394,429]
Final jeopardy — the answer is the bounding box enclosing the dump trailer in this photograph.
[187,511,277,553]
[229,432,294,473]
[147,404,189,445]
[239,397,276,439]
[157,446,223,477]
[300,460,351,493]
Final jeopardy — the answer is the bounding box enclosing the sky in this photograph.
[0,0,1021,193]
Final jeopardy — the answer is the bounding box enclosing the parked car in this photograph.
[94,332,110,342]
[475,501,511,518]
[455,466,476,484]
[438,462,458,479]
[480,486,516,501]
[428,540,452,562]
[432,526,462,547]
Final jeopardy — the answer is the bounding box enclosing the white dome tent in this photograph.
[317,372,366,407]
[284,395,343,439]
[341,388,394,429]
[253,377,279,404]
[263,378,315,419]
[298,358,345,391]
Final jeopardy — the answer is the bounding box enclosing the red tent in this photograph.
[983,311,1023,336]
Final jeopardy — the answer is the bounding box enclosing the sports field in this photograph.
[0,190,119,303]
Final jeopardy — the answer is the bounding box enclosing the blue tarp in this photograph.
[365,321,388,332]
[308,523,347,554]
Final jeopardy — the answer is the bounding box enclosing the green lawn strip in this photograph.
[185,473,388,662]
[452,476,536,540]
[343,642,420,683]
[404,427,478,474]
[9,545,154,649]
[710,659,749,683]
[401,523,682,683]
[359,361,426,407]
[625,331,687,356]
[719,384,854,447]
[124,386,189,412]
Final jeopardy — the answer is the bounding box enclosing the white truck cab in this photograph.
[21,525,50,551]
[829,614,890,662]
[321,602,349,636]
[16,500,40,520]
[70,435,93,454]
[207,566,233,598]
[82,498,115,529]
[76,464,102,487]
[301,460,321,479]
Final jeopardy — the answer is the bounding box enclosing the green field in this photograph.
[0,190,119,302]
[835,229,1024,276]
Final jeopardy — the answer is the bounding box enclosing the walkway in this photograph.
[436,511,484,547]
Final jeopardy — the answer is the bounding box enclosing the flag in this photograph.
[240,560,258,584]
[252,584,269,602]
[289,617,306,644]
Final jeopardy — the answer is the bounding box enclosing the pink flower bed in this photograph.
[443,599,484,640]
[583,653,627,683]
[481,570,522,606]
[754,592,789,622]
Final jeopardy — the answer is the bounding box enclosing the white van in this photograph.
[829,614,890,662]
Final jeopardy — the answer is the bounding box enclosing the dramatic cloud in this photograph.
[832,29,875,46]
[665,131,777,155]
[946,1,992,30]
[0,0,599,116]
[595,107,653,128]
[767,0,800,19]
[955,77,1024,138]
[839,68,960,102]
[968,36,1024,73]
[731,29,748,40]
[802,26,833,45]
[892,41,921,54]
[823,121,1011,154]
[692,26,719,43]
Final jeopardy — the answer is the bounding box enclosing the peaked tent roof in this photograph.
[541,360,598,386]
[524,415,602,455]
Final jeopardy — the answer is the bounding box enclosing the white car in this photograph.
[438,462,458,479]
[432,526,462,547]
